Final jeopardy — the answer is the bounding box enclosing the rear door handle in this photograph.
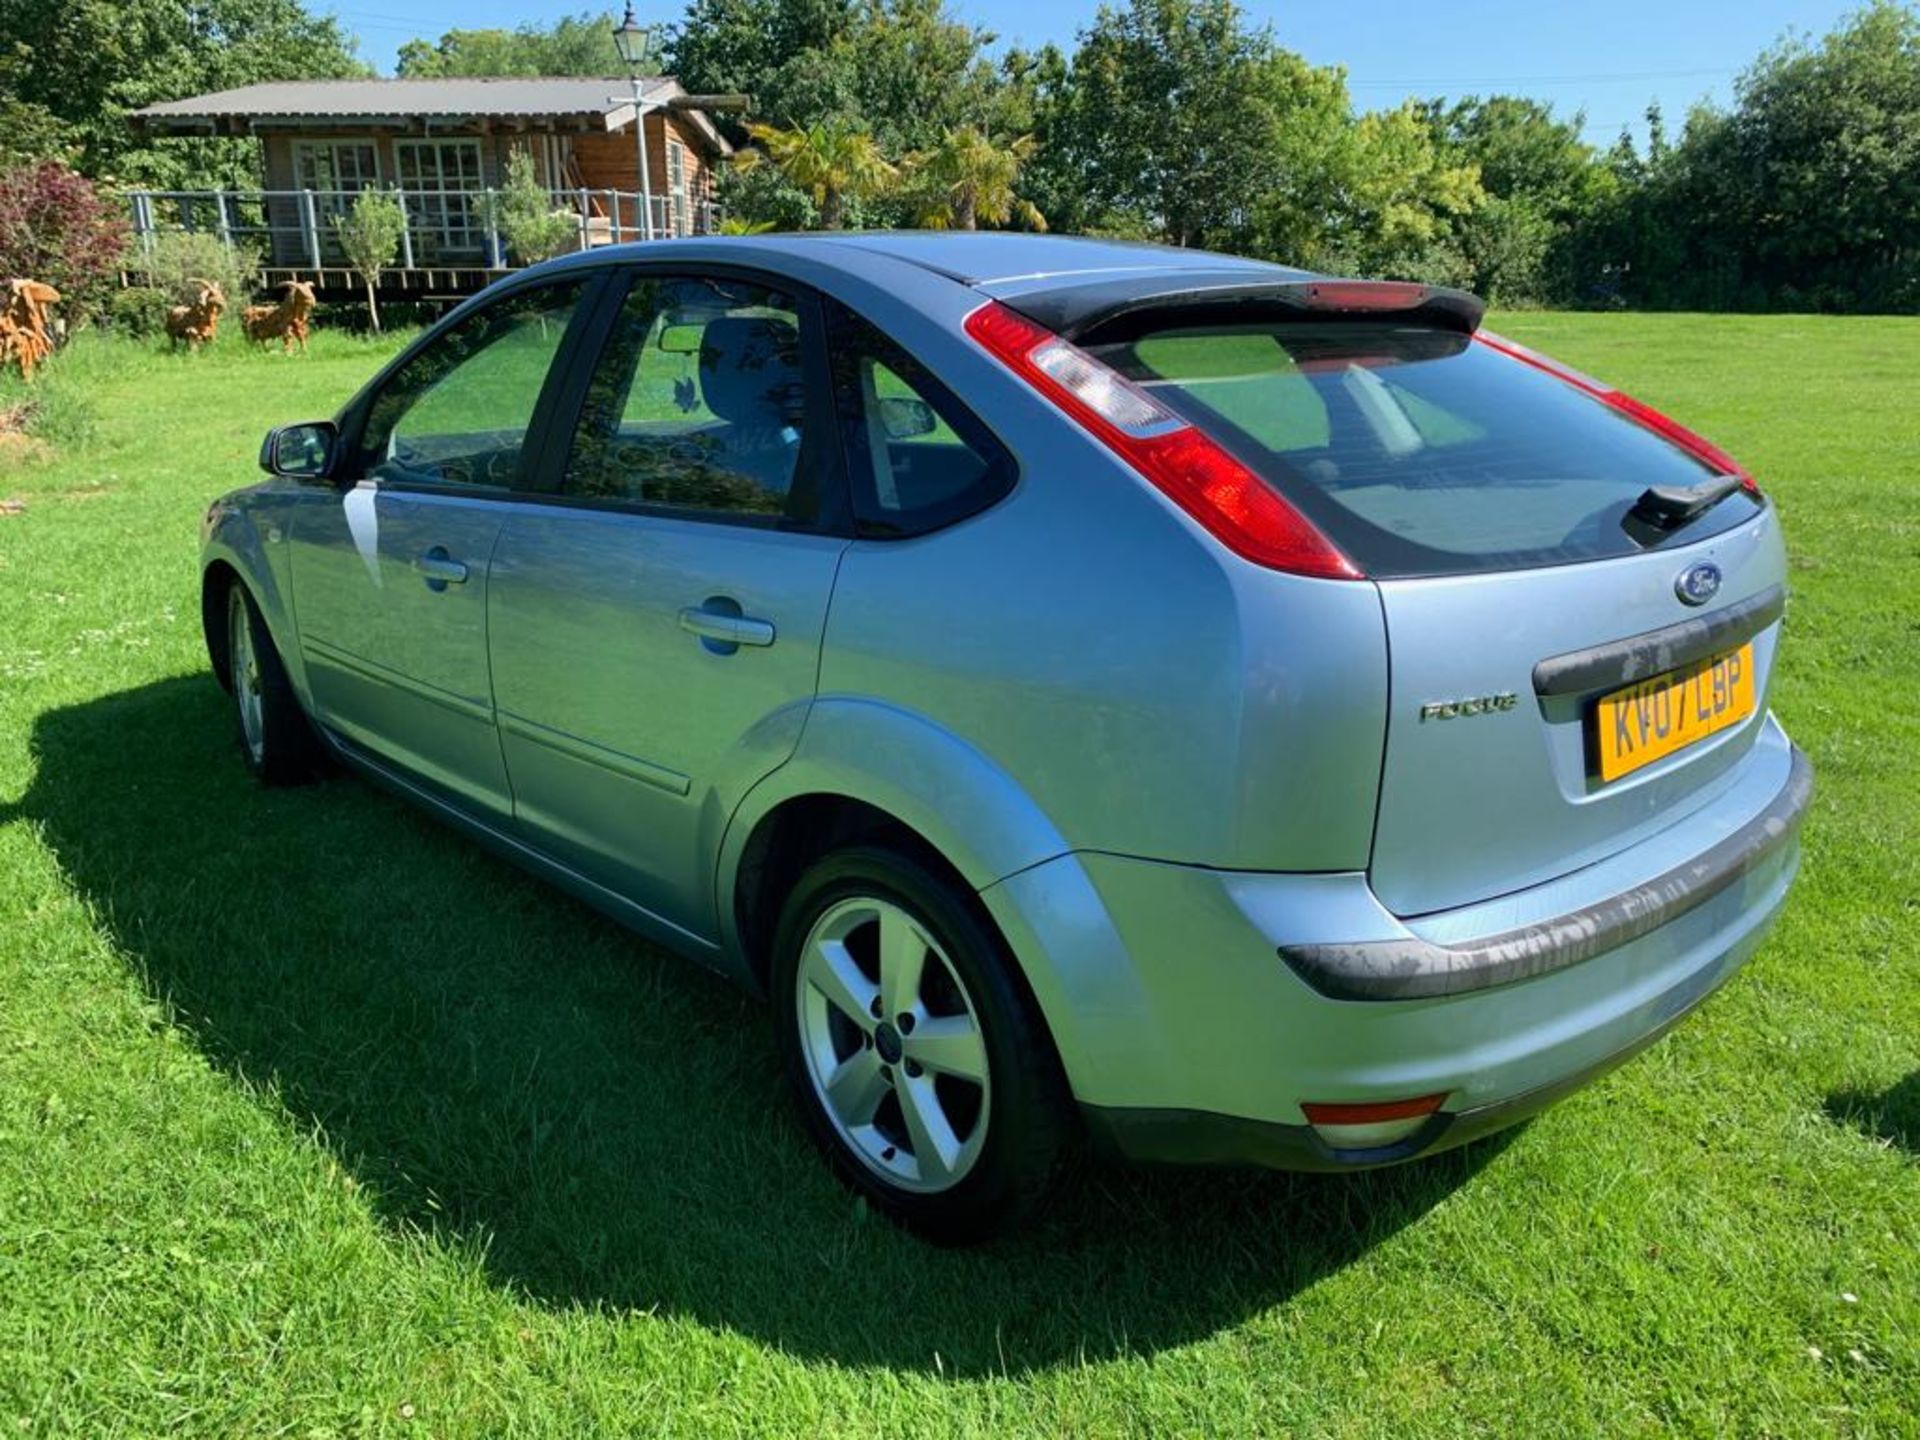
[413,550,469,587]
[678,606,775,648]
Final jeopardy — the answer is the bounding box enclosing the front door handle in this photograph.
[678,605,775,649]
[413,549,469,588]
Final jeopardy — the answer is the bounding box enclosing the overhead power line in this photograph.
[1344,65,1734,88]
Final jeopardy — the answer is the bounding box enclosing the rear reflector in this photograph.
[1301,1093,1448,1150]
[1476,331,1760,494]
[964,301,1363,580]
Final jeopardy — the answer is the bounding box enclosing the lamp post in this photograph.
[612,2,660,241]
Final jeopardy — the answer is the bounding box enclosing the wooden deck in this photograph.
[118,186,721,299]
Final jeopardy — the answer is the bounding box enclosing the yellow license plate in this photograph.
[1593,643,1755,782]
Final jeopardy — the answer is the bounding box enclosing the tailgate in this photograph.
[1368,513,1787,916]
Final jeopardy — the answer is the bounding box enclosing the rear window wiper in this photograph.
[1626,472,1748,532]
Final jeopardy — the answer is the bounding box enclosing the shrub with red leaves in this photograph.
[0,162,128,317]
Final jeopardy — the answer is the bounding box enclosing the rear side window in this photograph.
[565,275,819,523]
[1087,322,1764,577]
[825,301,1014,536]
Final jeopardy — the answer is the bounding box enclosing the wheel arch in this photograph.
[201,559,243,692]
[717,698,1072,994]
[200,494,307,702]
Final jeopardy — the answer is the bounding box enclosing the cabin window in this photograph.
[292,141,381,251]
[666,142,690,236]
[395,139,485,258]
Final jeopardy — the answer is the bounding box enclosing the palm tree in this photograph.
[905,128,1046,232]
[741,119,897,230]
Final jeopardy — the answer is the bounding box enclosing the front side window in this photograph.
[564,275,816,522]
[358,281,585,488]
[825,301,1013,535]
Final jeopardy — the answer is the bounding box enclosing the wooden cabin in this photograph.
[128,77,734,294]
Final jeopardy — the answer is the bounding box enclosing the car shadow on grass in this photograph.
[1825,1074,1920,1157]
[7,675,1516,1377]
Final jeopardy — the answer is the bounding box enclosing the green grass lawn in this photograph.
[1,314,1916,1437]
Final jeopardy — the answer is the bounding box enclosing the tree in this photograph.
[0,0,365,187]
[0,162,129,318]
[396,12,625,77]
[667,0,1036,228]
[0,99,77,174]
[669,0,1011,148]
[1569,2,1920,312]
[1418,95,1614,301]
[1035,0,1337,248]
[484,151,579,264]
[739,119,896,228]
[904,128,1044,230]
[1321,103,1486,284]
[332,191,406,332]
[1241,47,1370,262]
[1422,96,1605,215]
[1707,0,1920,308]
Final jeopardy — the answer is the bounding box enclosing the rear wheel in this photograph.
[226,583,321,785]
[772,845,1069,1244]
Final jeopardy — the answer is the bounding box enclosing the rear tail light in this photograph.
[964,301,1363,580]
[1300,1093,1448,1151]
[1477,331,1761,496]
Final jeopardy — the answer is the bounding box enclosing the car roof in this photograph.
[780,231,1310,290]
[540,231,1310,295]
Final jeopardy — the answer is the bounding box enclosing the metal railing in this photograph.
[118,187,723,271]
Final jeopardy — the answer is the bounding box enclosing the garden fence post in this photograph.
[577,188,590,250]
[300,190,322,270]
[214,188,233,255]
[396,188,415,270]
[131,191,156,258]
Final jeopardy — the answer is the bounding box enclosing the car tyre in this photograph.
[772,844,1071,1245]
[226,582,323,786]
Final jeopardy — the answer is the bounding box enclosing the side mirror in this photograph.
[656,321,705,354]
[877,395,937,441]
[260,421,338,481]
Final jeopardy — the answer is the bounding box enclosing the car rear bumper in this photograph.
[980,715,1808,1168]
[1079,959,1739,1170]
[1278,744,1812,1002]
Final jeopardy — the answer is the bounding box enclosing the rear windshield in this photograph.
[1084,322,1764,578]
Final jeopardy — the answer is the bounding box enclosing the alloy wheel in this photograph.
[229,589,265,765]
[794,894,991,1193]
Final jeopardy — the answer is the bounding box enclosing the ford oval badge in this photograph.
[1675,561,1722,606]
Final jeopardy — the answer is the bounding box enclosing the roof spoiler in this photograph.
[1000,275,1487,344]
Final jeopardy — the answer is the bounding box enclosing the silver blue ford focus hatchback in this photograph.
[203,234,1810,1242]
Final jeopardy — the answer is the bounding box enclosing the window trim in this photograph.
[523,262,855,536]
[338,270,615,496]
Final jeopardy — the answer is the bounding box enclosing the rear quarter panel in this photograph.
[801,255,1390,871]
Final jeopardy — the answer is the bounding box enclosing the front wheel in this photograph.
[226,582,322,785]
[772,845,1070,1244]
